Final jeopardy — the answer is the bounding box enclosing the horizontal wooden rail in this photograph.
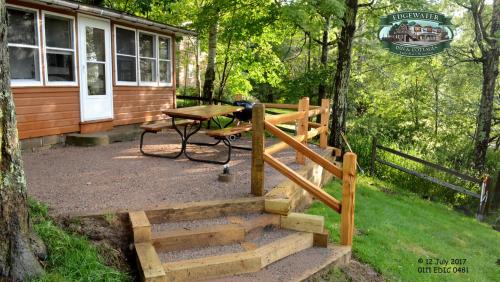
[265,127,325,155]
[265,111,306,125]
[264,121,342,179]
[376,145,482,184]
[308,107,327,117]
[263,152,341,213]
[263,103,320,110]
[309,122,321,129]
[377,158,480,198]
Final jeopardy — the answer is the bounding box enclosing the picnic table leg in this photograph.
[182,119,232,165]
[184,118,221,146]
[138,119,185,159]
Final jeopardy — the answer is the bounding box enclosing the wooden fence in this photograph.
[251,97,358,246]
[370,137,492,220]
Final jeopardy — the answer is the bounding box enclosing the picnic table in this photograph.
[140,105,252,164]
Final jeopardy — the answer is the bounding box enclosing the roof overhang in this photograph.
[20,0,197,37]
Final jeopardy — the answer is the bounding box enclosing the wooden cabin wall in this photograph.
[112,86,175,126]
[8,1,178,139]
[13,87,81,139]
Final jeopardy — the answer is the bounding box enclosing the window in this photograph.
[7,7,42,86]
[158,36,172,85]
[43,12,76,85]
[115,27,137,84]
[114,26,173,86]
[86,27,106,95]
[139,32,157,84]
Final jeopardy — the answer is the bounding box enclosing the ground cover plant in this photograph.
[28,199,129,282]
[308,177,500,282]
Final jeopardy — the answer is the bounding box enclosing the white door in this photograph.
[78,15,113,122]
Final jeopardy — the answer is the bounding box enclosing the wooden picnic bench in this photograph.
[140,119,197,133]
[140,105,252,165]
[139,118,198,158]
[205,123,252,139]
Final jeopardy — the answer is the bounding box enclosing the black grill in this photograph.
[232,100,254,122]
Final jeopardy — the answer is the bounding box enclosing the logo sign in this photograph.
[379,11,454,57]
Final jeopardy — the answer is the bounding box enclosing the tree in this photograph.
[329,0,362,150]
[281,0,344,104]
[0,2,44,280]
[464,0,499,170]
[202,10,219,102]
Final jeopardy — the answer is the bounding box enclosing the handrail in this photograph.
[264,121,343,179]
[251,98,358,246]
[308,107,327,117]
[265,111,306,125]
[264,127,324,155]
[264,103,320,110]
[263,152,341,212]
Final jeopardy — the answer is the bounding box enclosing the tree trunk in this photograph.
[318,17,330,104]
[472,0,500,170]
[195,36,202,100]
[307,32,311,72]
[0,2,44,280]
[474,51,499,169]
[217,33,234,101]
[328,0,358,151]
[434,85,439,136]
[202,15,219,103]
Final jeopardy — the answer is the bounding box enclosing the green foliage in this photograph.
[308,178,500,282]
[29,199,129,282]
[105,0,498,204]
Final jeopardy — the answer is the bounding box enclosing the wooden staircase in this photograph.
[129,198,351,281]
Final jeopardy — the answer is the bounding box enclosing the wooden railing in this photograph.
[251,97,358,246]
[371,137,493,220]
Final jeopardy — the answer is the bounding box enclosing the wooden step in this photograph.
[151,213,280,252]
[152,224,245,252]
[145,197,265,224]
[161,232,314,281]
[209,245,352,282]
[280,212,324,233]
[163,251,261,281]
[255,232,314,267]
[135,242,166,282]
[130,211,152,243]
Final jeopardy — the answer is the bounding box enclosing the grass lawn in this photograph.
[307,177,500,282]
[29,200,129,282]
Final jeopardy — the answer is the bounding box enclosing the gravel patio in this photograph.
[22,131,301,216]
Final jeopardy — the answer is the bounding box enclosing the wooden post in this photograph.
[340,152,357,246]
[370,137,377,176]
[251,103,265,196]
[320,99,330,149]
[477,175,492,221]
[296,97,309,164]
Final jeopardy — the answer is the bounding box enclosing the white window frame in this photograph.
[114,27,173,87]
[158,35,173,87]
[138,30,158,87]
[6,4,43,87]
[114,25,138,86]
[42,11,78,86]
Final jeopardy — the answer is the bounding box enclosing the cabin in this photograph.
[5,0,196,148]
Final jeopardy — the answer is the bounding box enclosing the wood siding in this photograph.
[113,86,175,126]
[13,87,80,139]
